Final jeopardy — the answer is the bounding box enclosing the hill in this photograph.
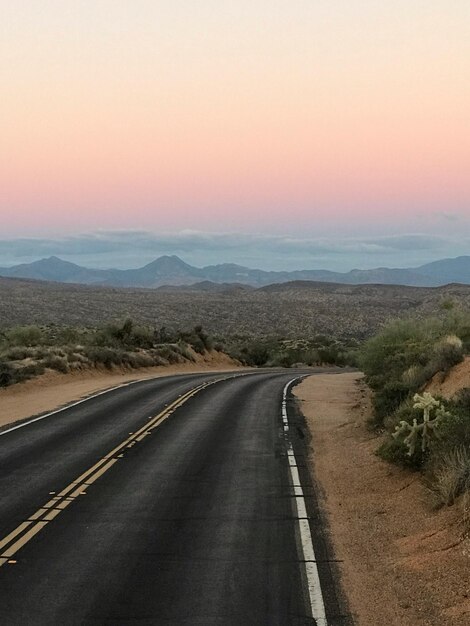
[1,255,470,288]
[1,276,469,340]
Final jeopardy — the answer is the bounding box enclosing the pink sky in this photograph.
[1,1,469,238]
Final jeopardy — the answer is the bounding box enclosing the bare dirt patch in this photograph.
[295,372,470,626]
[426,356,470,399]
[0,351,242,429]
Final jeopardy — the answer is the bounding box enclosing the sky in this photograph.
[1,1,469,270]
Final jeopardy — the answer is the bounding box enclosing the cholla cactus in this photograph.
[393,392,450,457]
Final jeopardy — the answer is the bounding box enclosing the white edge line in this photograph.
[0,371,247,438]
[283,377,328,626]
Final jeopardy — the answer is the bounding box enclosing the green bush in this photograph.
[377,435,427,469]
[6,326,44,347]
[370,379,411,425]
[84,347,124,369]
[359,315,470,427]
[430,408,470,455]
[56,327,80,344]
[243,343,270,366]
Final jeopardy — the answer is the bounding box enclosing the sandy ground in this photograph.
[295,372,470,626]
[0,351,243,429]
[426,356,470,399]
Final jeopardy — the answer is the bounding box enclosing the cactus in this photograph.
[393,392,450,457]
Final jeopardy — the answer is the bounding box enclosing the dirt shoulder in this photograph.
[295,372,470,626]
[0,351,244,429]
[426,355,470,399]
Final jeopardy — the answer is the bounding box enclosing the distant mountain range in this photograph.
[1,254,469,288]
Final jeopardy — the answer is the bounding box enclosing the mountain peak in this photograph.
[39,256,75,266]
[141,255,201,277]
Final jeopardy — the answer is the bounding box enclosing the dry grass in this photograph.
[428,446,470,508]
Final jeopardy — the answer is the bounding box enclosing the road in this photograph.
[0,370,348,625]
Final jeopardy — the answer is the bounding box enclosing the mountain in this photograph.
[416,256,470,285]
[97,256,204,288]
[0,256,107,284]
[0,255,469,288]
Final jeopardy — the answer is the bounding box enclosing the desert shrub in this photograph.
[66,351,88,363]
[344,349,360,368]
[6,326,43,347]
[194,325,213,350]
[154,345,184,364]
[128,325,154,349]
[455,387,470,411]
[56,327,81,344]
[18,363,46,380]
[359,319,431,387]
[189,336,205,354]
[377,436,427,469]
[402,365,428,389]
[178,344,196,362]
[270,352,294,368]
[84,347,124,369]
[2,346,37,361]
[0,362,14,387]
[243,342,270,366]
[428,335,464,375]
[304,349,320,366]
[428,446,470,507]
[120,352,155,369]
[430,407,470,455]
[152,355,168,366]
[42,355,69,373]
[317,345,346,365]
[177,325,213,353]
[369,379,411,425]
[92,319,155,350]
[0,362,47,387]
[382,397,420,430]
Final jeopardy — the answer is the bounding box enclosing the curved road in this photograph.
[0,370,349,625]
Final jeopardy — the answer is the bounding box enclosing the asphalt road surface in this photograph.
[0,370,349,625]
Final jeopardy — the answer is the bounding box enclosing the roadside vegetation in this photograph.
[0,320,215,388]
[224,335,357,368]
[0,319,357,390]
[359,307,470,527]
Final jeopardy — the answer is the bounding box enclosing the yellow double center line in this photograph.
[0,378,223,567]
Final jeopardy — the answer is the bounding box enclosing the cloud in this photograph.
[435,212,463,223]
[0,230,468,272]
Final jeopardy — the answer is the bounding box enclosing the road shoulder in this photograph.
[295,372,469,626]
